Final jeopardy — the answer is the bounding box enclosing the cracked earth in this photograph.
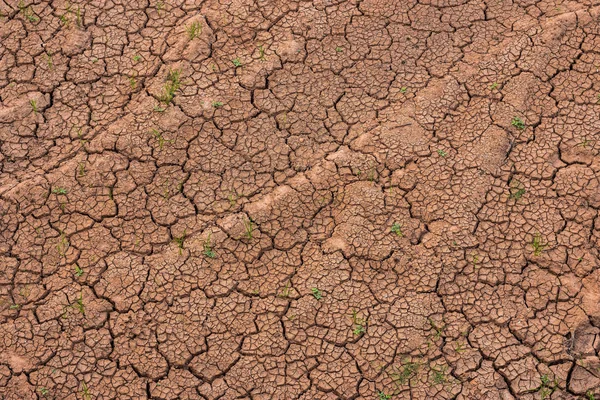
[1,0,600,399]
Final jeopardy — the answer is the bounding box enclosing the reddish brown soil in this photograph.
[1,1,600,399]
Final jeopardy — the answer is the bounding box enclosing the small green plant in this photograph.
[437,149,447,157]
[133,55,142,62]
[278,281,292,298]
[9,304,20,310]
[243,217,253,240]
[577,137,595,148]
[587,391,596,400]
[212,101,224,108]
[511,116,525,130]
[160,69,182,104]
[352,309,366,335]
[81,382,91,400]
[173,230,186,255]
[129,75,137,89]
[153,105,166,112]
[38,387,49,396]
[596,94,600,104]
[311,287,322,300]
[156,0,164,14]
[335,46,343,53]
[428,318,445,339]
[431,365,448,385]
[377,391,392,400]
[258,44,266,60]
[531,233,547,256]
[232,57,242,67]
[490,82,498,90]
[186,21,202,39]
[57,231,70,256]
[391,223,403,237]
[74,264,84,277]
[509,179,526,200]
[539,375,558,399]
[78,162,86,177]
[46,52,53,69]
[203,233,215,258]
[30,99,38,113]
[400,87,408,94]
[149,128,172,150]
[19,1,39,23]
[73,292,85,316]
[75,6,82,27]
[454,342,466,353]
[390,360,419,385]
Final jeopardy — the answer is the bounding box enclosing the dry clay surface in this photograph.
[2,0,600,399]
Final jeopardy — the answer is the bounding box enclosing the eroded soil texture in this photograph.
[2,0,600,399]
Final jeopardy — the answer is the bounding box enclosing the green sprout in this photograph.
[391,223,403,237]
[186,21,202,39]
[203,233,216,259]
[311,287,322,300]
[531,233,547,256]
[511,116,525,130]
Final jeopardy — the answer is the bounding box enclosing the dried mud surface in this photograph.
[1,0,600,399]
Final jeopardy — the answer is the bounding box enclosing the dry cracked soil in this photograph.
[1,0,600,399]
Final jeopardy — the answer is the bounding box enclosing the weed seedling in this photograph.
[160,69,181,104]
[57,231,70,256]
[335,46,343,53]
[587,391,596,400]
[539,375,557,399]
[390,360,419,385]
[232,57,242,67]
[509,179,526,200]
[576,137,596,148]
[29,99,38,114]
[511,116,525,130]
[133,55,142,62]
[46,52,53,69]
[391,223,403,237]
[400,87,408,94]
[258,44,266,60]
[531,233,547,256]
[186,21,202,39]
[352,309,366,335]
[243,217,253,240]
[153,105,166,112]
[490,82,498,90]
[9,304,20,310]
[173,230,186,255]
[378,391,392,400]
[81,382,91,400]
[73,292,85,316]
[212,101,224,108]
[428,318,445,339]
[437,149,447,157]
[19,1,39,23]
[454,342,466,353]
[38,387,49,396]
[75,6,82,27]
[431,365,448,385]
[74,264,84,277]
[129,75,137,89]
[203,233,216,258]
[149,128,172,150]
[311,287,322,300]
[278,281,292,298]
[78,162,86,177]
